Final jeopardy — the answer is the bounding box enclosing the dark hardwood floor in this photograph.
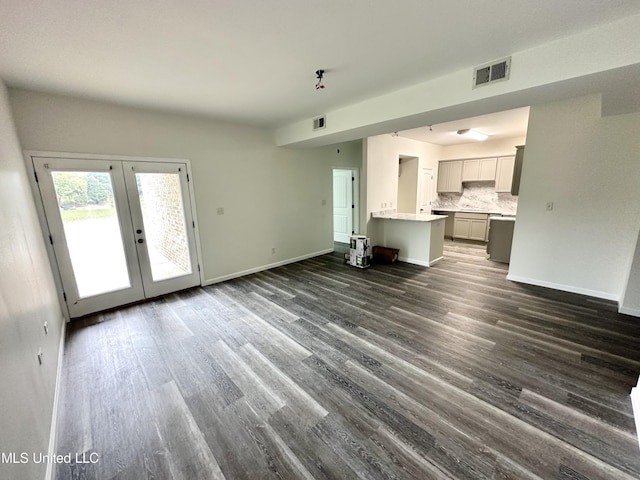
[55,241,640,479]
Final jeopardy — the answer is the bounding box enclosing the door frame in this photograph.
[24,150,205,321]
[332,167,360,242]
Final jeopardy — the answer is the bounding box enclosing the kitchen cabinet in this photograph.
[453,212,488,241]
[495,156,516,192]
[461,158,497,182]
[432,210,455,238]
[437,160,463,193]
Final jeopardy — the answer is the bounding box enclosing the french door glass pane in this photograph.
[51,171,131,298]
[135,173,192,281]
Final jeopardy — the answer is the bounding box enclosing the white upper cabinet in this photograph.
[437,161,463,193]
[461,159,480,182]
[495,156,516,192]
[461,158,497,182]
[478,158,497,181]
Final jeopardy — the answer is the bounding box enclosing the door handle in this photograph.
[137,238,144,244]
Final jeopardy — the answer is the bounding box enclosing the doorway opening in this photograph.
[332,168,359,244]
[397,157,434,214]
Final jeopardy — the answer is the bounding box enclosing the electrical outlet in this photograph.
[545,202,554,211]
[217,207,224,215]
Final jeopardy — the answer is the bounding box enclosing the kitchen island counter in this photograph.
[371,213,445,267]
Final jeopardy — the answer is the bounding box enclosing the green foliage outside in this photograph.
[53,172,114,208]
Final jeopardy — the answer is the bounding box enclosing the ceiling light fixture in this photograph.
[315,69,325,89]
[457,128,488,141]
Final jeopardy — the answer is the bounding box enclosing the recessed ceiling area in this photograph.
[396,107,530,146]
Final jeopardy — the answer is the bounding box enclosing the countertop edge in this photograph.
[371,214,447,223]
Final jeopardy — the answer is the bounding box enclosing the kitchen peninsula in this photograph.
[370,212,446,267]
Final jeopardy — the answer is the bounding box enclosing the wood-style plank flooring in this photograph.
[55,241,640,479]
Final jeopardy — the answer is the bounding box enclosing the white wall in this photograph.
[509,94,640,301]
[0,81,64,479]
[8,89,362,285]
[364,134,442,243]
[439,135,527,160]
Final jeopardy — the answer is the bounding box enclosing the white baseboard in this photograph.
[397,255,443,267]
[619,305,640,318]
[429,256,444,266]
[203,248,334,286]
[398,256,429,267]
[45,318,66,480]
[505,274,619,302]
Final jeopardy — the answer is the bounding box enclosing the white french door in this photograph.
[33,157,200,318]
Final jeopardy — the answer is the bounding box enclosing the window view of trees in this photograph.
[52,172,116,222]
[53,172,114,209]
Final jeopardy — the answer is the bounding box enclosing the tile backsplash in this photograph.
[432,182,518,215]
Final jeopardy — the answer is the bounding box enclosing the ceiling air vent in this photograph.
[473,57,511,89]
[313,115,326,131]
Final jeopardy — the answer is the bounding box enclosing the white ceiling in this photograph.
[1,1,639,128]
[398,107,530,146]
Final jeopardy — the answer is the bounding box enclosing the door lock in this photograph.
[136,229,142,234]
[137,239,144,244]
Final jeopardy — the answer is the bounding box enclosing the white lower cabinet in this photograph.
[453,212,488,241]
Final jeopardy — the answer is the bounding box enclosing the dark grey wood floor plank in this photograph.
[230,399,318,480]
[207,339,286,419]
[236,343,328,428]
[268,406,362,480]
[184,389,268,479]
[56,241,640,479]
[150,381,226,480]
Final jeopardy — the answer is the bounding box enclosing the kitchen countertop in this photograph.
[432,207,516,216]
[371,212,447,222]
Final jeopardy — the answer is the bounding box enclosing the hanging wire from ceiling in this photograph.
[315,69,325,89]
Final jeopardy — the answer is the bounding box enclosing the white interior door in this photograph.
[419,167,434,213]
[333,169,353,243]
[33,157,200,317]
